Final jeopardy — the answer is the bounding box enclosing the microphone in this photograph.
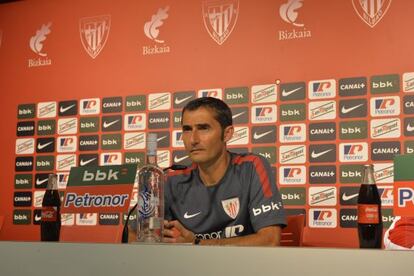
[121,164,187,243]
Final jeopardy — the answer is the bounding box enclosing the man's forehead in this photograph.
[182,107,217,125]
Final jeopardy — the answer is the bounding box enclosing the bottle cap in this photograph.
[362,164,376,185]
[147,133,157,155]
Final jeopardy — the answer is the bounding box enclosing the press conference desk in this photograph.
[0,241,412,276]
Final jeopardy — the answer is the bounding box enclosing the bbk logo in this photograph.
[36,137,55,153]
[280,103,306,121]
[309,165,336,184]
[404,117,414,137]
[308,100,336,121]
[252,125,277,144]
[403,95,414,114]
[36,155,54,171]
[37,120,56,136]
[57,136,77,153]
[370,96,400,117]
[58,118,78,135]
[231,106,249,125]
[149,93,171,110]
[99,213,120,225]
[172,150,191,166]
[308,79,336,99]
[80,98,100,115]
[102,97,122,113]
[370,118,400,139]
[56,154,76,171]
[352,0,392,28]
[157,150,171,168]
[102,115,122,132]
[172,130,184,148]
[17,121,35,136]
[14,192,32,207]
[37,101,57,118]
[15,138,34,155]
[123,132,145,150]
[279,145,306,164]
[250,84,277,104]
[374,163,394,184]
[309,209,337,228]
[279,166,306,185]
[308,122,335,141]
[80,117,100,133]
[228,127,249,145]
[339,120,367,140]
[28,22,52,68]
[339,98,367,119]
[279,82,306,101]
[79,135,99,151]
[57,172,70,189]
[58,100,77,116]
[173,91,195,109]
[279,123,305,143]
[370,74,400,94]
[403,72,414,93]
[17,104,35,119]
[371,141,400,161]
[252,201,282,216]
[378,185,393,207]
[338,77,367,97]
[78,154,99,167]
[15,174,33,189]
[79,15,111,59]
[125,152,145,165]
[173,111,182,128]
[405,141,414,154]
[339,209,357,228]
[13,210,31,225]
[224,87,248,105]
[280,187,306,205]
[76,213,97,226]
[339,186,360,206]
[309,187,336,206]
[198,88,223,99]
[309,144,336,163]
[339,142,368,163]
[340,164,363,184]
[101,134,122,150]
[15,156,33,172]
[148,112,170,129]
[252,147,277,164]
[278,0,312,41]
[125,95,146,112]
[100,152,122,166]
[251,105,277,124]
[34,173,49,189]
[143,6,171,56]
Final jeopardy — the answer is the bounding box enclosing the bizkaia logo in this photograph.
[338,77,367,97]
[143,6,171,56]
[58,118,78,135]
[172,130,184,148]
[15,156,33,172]
[79,15,111,59]
[76,213,97,226]
[36,137,55,153]
[28,22,52,68]
[80,117,100,133]
[102,96,122,113]
[339,98,367,119]
[278,0,311,41]
[308,122,336,142]
[279,82,306,101]
[370,74,400,94]
[370,96,400,117]
[80,98,100,115]
[100,152,122,166]
[37,101,57,118]
[309,187,337,206]
[18,104,35,119]
[14,192,32,207]
[404,117,414,137]
[250,84,277,104]
[308,79,336,99]
[173,150,191,166]
[148,112,170,129]
[308,165,336,184]
[15,174,33,189]
[173,91,195,109]
[99,213,120,225]
[373,163,393,184]
[370,118,400,139]
[202,0,239,45]
[252,125,277,144]
[102,115,122,132]
[56,154,76,171]
[309,144,336,163]
[309,209,337,228]
[251,105,277,124]
[34,173,49,189]
[15,138,35,155]
[79,135,99,151]
[231,106,249,125]
[125,95,146,112]
[124,132,145,150]
[58,100,78,116]
[279,145,306,164]
[279,123,305,143]
[57,172,70,189]
[339,142,368,162]
[403,95,414,114]
[340,209,357,228]
[228,127,249,145]
[403,72,414,93]
[339,186,360,206]
[280,187,306,205]
[378,185,393,207]
[13,210,31,225]
[149,93,171,110]
[124,113,146,131]
[371,141,400,161]
[340,164,364,184]
[279,166,306,185]
[224,87,249,105]
[308,100,336,121]
[339,120,367,140]
[352,0,392,28]
[198,88,223,99]
[57,136,77,153]
[78,154,99,167]
[17,121,35,137]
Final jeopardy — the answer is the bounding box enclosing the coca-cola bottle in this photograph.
[137,133,164,242]
[40,173,61,241]
[357,164,383,248]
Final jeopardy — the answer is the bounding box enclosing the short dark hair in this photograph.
[181,97,233,130]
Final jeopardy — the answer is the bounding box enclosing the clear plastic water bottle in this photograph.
[137,133,164,242]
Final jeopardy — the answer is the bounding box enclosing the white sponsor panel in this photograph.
[373,163,393,184]
[124,113,146,131]
[57,136,77,153]
[251,105,277,124]
[80,98,100,115]
[33,191,45,208]
[339,142,368,163]
[279,123,306,143]
[148,92,171,110]
[100,152,122,166]
[308,100,336,120]
[56,154,76,171]
[197,88,223,99]
[370,96,400,117]
[61,213,75,226]
[157,150,170,169]
[123,132,145,150]
[57,172,70,190]
[279,145,306,164]
[251,84,277,103]
[309,187,337,206]
[58,118,78,135]
[403,72,414,92]
[279,166,306,185]
[228,127,249,145]
[308,79,336,99]
[76,213,97,226]
[370,118,401,139]
[308,208,337,228]
[15,138,35,154]
[37,101,57,118]
[172,130,184,148]
[377,185,393,207]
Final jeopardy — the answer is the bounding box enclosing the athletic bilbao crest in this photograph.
[221,197,240,219]
[352,0,392,28]
[79,15,111,59]
[202,0,239,45]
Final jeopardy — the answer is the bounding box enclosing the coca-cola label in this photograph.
[41,206,58,222]
[357,204,379,224]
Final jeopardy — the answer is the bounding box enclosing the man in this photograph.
[163,97,286,246]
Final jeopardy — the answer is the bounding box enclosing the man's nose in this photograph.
[190,129,200,145]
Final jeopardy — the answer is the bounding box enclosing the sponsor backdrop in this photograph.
[0,0,413,245]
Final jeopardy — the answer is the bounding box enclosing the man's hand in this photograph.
[163,220,195,243]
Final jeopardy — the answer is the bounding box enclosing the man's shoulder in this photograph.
[166,164,196,183]
[230,151,268,167]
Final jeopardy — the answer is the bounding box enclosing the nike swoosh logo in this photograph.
[253,130,273,140]
[341,104,363,114]
[157,136,167,142]
[35,215,42,221]
[36,178,48,186]
[37,141,53,150]
[232,112,245,119]
[103,119,120,128]
[407,123,414,132]
[342,193,359,201]
[184,211,201,219]
[60,104,75,113]
[174,155,188,163]
[175,96,193,105]
[311,149,333,159]
[282,87,302,97]
[80,158,96,166]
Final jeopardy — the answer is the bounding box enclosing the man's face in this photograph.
[181,107,233,165]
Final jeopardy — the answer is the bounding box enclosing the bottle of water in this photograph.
[137,133,164,242]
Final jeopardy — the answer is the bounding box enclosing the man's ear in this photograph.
[223,125,234,143]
